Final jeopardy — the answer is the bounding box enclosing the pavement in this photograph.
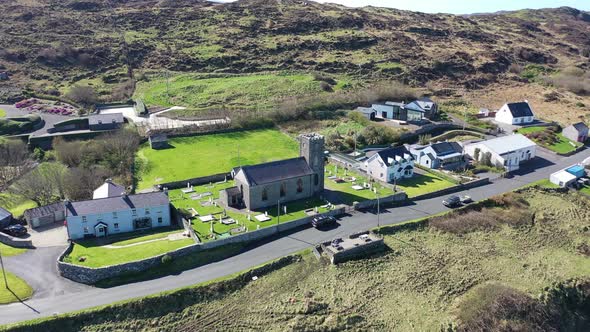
[1,148,589,326]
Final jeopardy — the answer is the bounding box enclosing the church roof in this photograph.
[237,157,315,186]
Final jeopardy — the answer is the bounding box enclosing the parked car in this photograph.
[312,215,337,228]
[3,224,28,237]
[443,195,462,208]
[460,195,473,204]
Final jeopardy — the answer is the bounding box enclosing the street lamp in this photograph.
[276,199,281,233]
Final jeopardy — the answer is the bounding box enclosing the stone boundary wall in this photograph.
[558,145,586,157]
[157,173,231,190]
[0,232,33,248]
[57,207,346,284]
[411,177,490,201]
[352,192,407,210]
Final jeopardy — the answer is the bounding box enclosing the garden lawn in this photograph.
[65,230,194,268]
[136,129,299,190]
[323,163,394,205]
[517,126,582,154]
[0,272,33,305]
[0,108,6,118]
[169,182,329,243]
[396,172,456,198]
[0,193,37,218]
[0,243,27,257]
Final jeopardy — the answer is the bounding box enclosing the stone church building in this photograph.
[220,133,325,210]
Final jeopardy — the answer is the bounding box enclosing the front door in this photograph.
[95,225,107,238]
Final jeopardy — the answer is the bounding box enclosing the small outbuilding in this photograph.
[566,164,586,178]
[149,134,169,149]
[562,122,589,143]
[550,170,578,188]
[23,202,65,229]
[89,113,124,131]
[0,207,12,229]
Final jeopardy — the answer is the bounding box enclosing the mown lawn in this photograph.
[396,172,456,198]
[517,126,582,154]
[135,129,299,190]
[0,108,6,118]
[0,243,27,257]
[64,230,194,268]
[169,183,329,242]
[134,72,352,110]
[0,193,37,218]
[0,272,33,305]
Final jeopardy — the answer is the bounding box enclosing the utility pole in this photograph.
[376,192,381,229]
[0,249,7,290]
[237,144,240,167]
[277,200,280,231]
[462,106,467,131]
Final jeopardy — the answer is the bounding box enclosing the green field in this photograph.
[0,193,37,218]
[64,229,194,268]
[15,189,590,331]
[135,129,299,190]
[517,126,582,154]
[0,272,33,305]
[0,243,27,257]
[169,182,329,242]
[134,72,352,111]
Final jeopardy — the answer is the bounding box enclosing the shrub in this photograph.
[66,85,98,106]
[319,81,333,92]
[161,254,173,265]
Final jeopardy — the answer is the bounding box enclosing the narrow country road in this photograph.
[1,148,589,326]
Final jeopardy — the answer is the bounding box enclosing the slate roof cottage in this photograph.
[464,134,537,172]
[494,101,535,125]
[562,122,589,143]
[408,142,465,170]
[363,146,414,182]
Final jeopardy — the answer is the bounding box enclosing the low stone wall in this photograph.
[352,192,407,210]
[57,207,346,284]
[558,145,586,157]
[0,232,33,248]
[157,173,231,190]
[411,177,490,201]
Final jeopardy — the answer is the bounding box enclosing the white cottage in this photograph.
[464,134,537,172]
[494,101,535,125]
[364,146,414,183]
[65,191,171,240]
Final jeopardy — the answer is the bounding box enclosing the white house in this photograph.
[464,134,537,172]
[65,191,171,240]
[364,146,414,183]
[93,179,126,199]
[494,101,535,125]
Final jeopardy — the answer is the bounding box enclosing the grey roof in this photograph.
[414,97,436,110]
[93,181,126,199]
[66,191,169,217]
[384,101,405,107]
[0,207,11,221]
[505,102,534,118]
[431,142,463,156]
[149,134,168,143]
[357,107,375,114]
[89,113,124,125]
[375,146,412,166]
[570,122,589,132]
[24,202,64,220]
[225,186,242,195]
[403,101,427,113]
[238,157,314,186]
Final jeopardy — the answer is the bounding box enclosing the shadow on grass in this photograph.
[323,188,378,206]
[6,287,39,314]
[74,226,185,249]
[397,173,443,189]
[94,224,314,288]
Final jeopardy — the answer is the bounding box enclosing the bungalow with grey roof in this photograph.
[89,113,124,131]
[494,101,535,125]
[408,142,465,170]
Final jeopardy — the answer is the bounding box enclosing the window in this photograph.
[83,227,89,233]
[82,216,87,223]
[262,187,268,201]
[158,217,163,223]
[296,179,303,193]
[132,209,137,216]
[145,208,150,215]
[314,174,319,186]
[280,183,286,197]
[114,223,119,229]
[97,120,102,124]
[112,212,117,219]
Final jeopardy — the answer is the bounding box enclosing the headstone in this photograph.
[265,211,268,217]
[283,206,287,214]
[247,214,251,221]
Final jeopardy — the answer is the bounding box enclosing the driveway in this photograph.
[28,223,68,248]
[0,104,75,136]
[100,106,229,130]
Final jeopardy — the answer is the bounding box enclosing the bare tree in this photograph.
[10,163,66,206]
[66,85,98,106]
[64,166,109,201]
[0,139,33,190]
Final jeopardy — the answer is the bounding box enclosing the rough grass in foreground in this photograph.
[12,189,590,331]
[135,129,299,190]
[0,272,33,305]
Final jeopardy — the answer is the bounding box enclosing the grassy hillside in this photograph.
[8,188,590,331]
[0,1,588,120]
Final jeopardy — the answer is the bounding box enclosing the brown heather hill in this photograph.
[0,0,589,122]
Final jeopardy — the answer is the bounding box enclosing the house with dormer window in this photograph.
[364,146,414,183]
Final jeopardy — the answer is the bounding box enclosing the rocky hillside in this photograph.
[0,0,588,103]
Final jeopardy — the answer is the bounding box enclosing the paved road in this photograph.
[1,148,589,325]
[0,104,74,137]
